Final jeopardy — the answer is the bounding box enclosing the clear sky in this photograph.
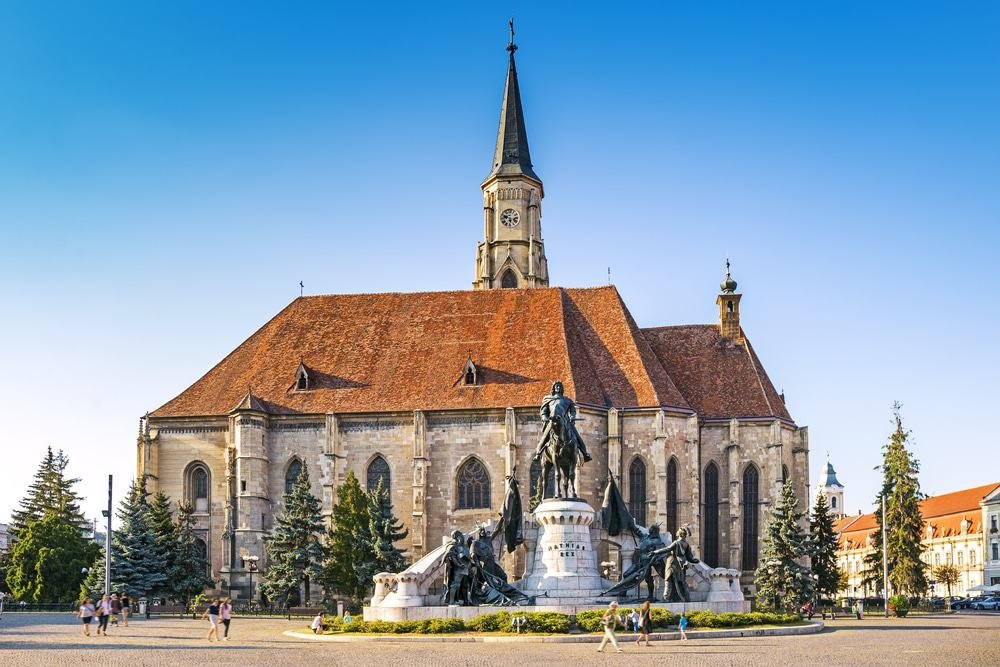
[1,2,998,524]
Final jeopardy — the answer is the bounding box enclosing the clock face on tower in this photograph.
[499,208,520,227]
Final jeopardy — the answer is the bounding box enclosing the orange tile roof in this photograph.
[151,285,794,421]
[641,325,793,422]
[835,482,1000,549]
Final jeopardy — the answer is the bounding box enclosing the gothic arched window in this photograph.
[500,270,518,289]
[186,463,210,513]
[703,462,720,568]
[456,458,490,510]
[529,458,555,500]
[285,458,303,494]
[194,536,210,576]
[782,464,789,484]
[629,457,647,528]
[367,455,391,494]
[742,464,760,571]
[666,457,679,536]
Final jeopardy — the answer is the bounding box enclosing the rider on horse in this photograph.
[531,381,593,464]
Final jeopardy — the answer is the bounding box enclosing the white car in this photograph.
[972,598,1000,611]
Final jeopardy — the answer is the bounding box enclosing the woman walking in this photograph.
[120,592,130,626]
[202,597,221,642]
[95,594,111,636]
[597,601,624,653]
[77,597,96,636]
[220,598,233,640]
[636,600,652,646]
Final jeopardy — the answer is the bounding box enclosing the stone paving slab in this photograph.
[1,611,999,666]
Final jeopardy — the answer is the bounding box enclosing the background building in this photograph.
[137,36,809,602]
[815,460,845,519]
[982,486,1000,587]
[836,481,1000,599]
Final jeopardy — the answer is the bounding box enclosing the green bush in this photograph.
[465,611,512,632]
[649,608,678,629]
[575,609,605,633]
[508,611,571,634]
[425,618,466,634]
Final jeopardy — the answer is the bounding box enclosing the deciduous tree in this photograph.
[6,514,97,602]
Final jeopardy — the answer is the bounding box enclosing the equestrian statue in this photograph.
[531,381,593,500]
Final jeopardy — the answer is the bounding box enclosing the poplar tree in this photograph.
[168,501,214,606]
[367,479,408,577]
[863,404,928,597]
[112,478,168,599]
[754,481,815,612]
[321,471,373,603]
[809,492,841,600]
[261,462,325,606]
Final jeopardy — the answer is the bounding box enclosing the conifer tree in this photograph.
[10,447,88,540]
[863,404,928,597]
[261,462,325,606]
[6,514,98,602]
[81,547,107,600]
[754,481,815,612]
[169,500,214,605]
[321,471,373,603]
[367,479,408,576]
[112,478,168,599]
[146,491,177,598]
[809,492,840,600]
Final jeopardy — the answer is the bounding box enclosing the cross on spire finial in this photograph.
[507,17,517,53]
[725,258,731,277]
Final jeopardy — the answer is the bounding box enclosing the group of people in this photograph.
[596,601,690,653]
[202,597,234,641]
[75,593,131,636]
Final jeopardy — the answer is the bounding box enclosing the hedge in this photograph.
[320,609,799,635]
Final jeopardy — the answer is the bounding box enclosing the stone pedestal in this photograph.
[517,499,610,604]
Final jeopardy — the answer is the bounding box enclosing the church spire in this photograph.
[474,20,548,290]
[485,18,540,183]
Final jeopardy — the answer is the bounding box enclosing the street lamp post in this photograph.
[246,556,259,606]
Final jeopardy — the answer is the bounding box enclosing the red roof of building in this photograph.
[641,325,792,422]
[151,286,794,421]
[836,482,1000,549]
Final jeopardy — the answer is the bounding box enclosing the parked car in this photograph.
[951,598,976,610]
[972,597,1000,611]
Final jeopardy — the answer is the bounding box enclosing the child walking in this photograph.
[678,613,689,640]
[220,598,233,640]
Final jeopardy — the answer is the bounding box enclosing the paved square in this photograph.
[1,612,999,666]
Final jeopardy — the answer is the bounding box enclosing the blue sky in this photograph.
[1,2,998,522]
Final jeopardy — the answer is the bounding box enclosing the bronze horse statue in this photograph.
[537,407,579,499]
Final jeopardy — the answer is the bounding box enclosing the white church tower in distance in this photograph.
[473,20,549,290]
[816,459,845,519]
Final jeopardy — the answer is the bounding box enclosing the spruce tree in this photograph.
[10,447,88,540]
[322,471,373,603]
[863,405,928,597]
[146,491,177,598]
[809,492,840,600]
[112,478,168,599]
[261,461,325,606]
[367,479,408,576]
[169,500,214,606]
[81,547,107,600]
[6,514,98,602]
[754,481,815,612]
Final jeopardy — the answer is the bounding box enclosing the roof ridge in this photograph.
[742,336,774,417]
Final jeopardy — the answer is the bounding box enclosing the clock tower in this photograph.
[473,22,549,290]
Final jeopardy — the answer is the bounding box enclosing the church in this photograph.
[137,31,810,601]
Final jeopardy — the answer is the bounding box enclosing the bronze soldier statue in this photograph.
[441,530,473,605]
[663,527,700,602]
[531,381,593,464]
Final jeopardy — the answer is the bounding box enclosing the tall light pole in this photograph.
[882,495,889,618]
[103,475,113,597]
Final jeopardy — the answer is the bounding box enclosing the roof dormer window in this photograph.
[295,362,309,391]
[461,357,478,386]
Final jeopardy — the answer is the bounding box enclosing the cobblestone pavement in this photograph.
[1,612,999,666]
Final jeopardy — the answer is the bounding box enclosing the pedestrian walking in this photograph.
[110,593,122,626]
[597,601,624,653]
[311,612,324,634]
[96,594,111,636]
[678,613,689,640]
[120,593,130,626]
[203,597,221,642]
[636,600,652,646]
[629,608,639,633]
[220,598,233,640]
[77,597,96,636]
[344,610,352,625]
